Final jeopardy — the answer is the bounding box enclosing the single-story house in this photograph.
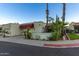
[19,21,51,40]
[1,23,21,36]
[67,22,79,33]
[0,21,51,40]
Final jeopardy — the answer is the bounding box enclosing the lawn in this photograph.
[68,33,79,40]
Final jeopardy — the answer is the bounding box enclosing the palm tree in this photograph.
[50,15,68,40]
[48,3,69,40]
[46,3,49,27]
[52,15,62,40]
[62,3,66,37]
[62,3,70,40]
[45,3,49,32]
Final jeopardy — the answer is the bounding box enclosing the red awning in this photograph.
[19,23,34,30]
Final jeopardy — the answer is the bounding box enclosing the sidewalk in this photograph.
[0,36,79,48]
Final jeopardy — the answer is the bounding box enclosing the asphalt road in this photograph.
[0,41,79,56]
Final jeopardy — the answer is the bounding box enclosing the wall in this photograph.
[68,22,74,30]
[32,32,51,40]
[2,23,21,36]
[2,24,11,36]
[34,22,45,32]
[10,23,21,36]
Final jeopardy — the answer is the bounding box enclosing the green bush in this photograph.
[49,31,62,41]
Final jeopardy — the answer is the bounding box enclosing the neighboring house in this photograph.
[68,22,75,30]
[67,22,79,33]
[1,23,21,36]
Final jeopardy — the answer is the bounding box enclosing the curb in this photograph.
[44,43,79,48]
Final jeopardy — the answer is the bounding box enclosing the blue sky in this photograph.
[0,3,79,24]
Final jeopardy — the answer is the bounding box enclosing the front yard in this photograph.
[68,33,79,40]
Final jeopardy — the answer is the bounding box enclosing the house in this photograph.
[67,22,79,33]
[19,21,51,40]
[19,21,45,32]
[0,21,51,40]
[1,23,21,36]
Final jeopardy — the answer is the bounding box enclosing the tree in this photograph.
[0,27,10,37]
[45,3,49,32]
[23,29,32,39]
[0,27,2,33]
[62,3,66,38]
[2,29,9,38]
[50,15,68,40]
[23,30,27,39]
[26,29,32,39]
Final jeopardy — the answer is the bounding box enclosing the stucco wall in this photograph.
[68,22,74,30]
[2,23,21,36]
[2,24,11,36]
[10,23,21,36]
[32,32,51,40]
[34,22,45,32]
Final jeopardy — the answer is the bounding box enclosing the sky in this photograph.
[0,3,79,24]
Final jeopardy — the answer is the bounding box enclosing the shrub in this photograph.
[49,31,62,41]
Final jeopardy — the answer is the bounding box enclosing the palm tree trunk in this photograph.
[62,3,66,23]
[46,3,49,32]
[62,3,66,38]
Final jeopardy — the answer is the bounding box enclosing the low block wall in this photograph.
[32,32,51,40]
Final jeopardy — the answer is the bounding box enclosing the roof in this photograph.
[74,23,79,25]
[70,22,79,26]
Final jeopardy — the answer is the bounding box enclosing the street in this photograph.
[0,41,79,56]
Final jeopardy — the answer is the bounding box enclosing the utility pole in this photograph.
[46,3,49,32]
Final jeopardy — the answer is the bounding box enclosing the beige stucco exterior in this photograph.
[2,23,21,36]
[67,22,75,30]
[20,21,46,33]
[33,22,46,33]
[32,22,51,40]
[0,22,51,40]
